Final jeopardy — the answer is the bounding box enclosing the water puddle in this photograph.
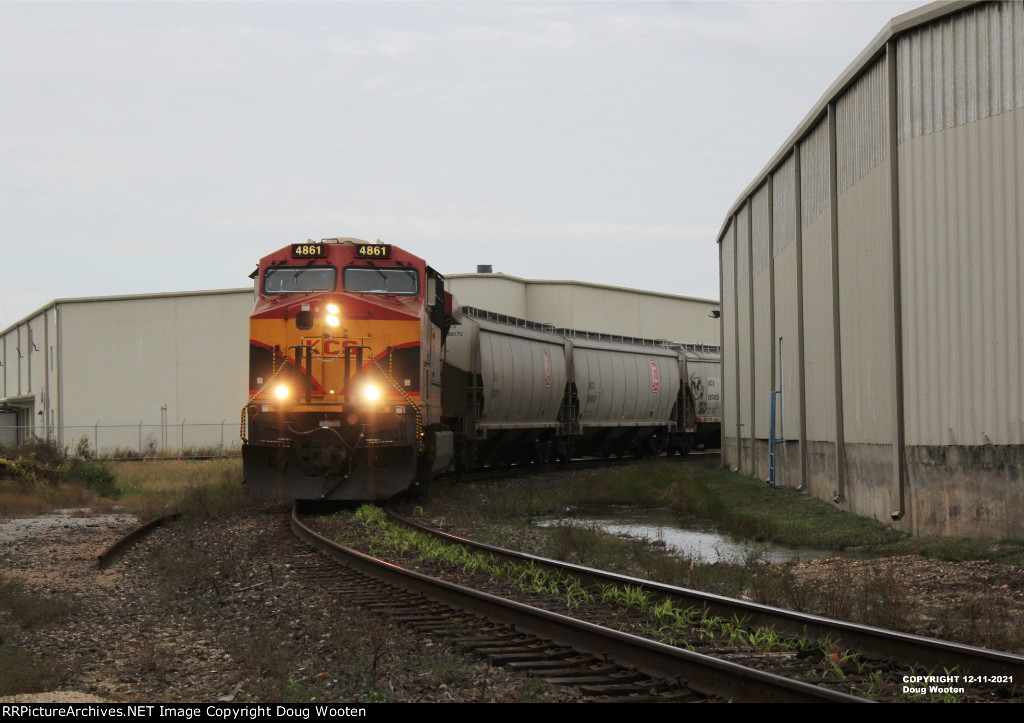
[532,506,830,564]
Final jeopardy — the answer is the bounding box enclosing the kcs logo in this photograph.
[301,338,358,357]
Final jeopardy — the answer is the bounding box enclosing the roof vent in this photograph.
[476,265,493,274]
[321,237,368,245]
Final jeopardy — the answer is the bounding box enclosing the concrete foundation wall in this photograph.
[906,445,1024,537]
[802,440,839,503]
[770,439,801,488]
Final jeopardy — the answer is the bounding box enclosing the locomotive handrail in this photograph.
[240,349,289,442]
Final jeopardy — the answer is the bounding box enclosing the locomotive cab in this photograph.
[242,238,456,500]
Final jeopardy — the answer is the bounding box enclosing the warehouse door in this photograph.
[0,395,35,446]
[0,410,18,446]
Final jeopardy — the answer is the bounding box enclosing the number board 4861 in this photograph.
[291,244,326,258]
[355,244,392,259]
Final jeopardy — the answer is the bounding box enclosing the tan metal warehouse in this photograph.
[447,272,720,346]
[718,0,1023,536]
[1,272,717,454]
[0,290,253,453]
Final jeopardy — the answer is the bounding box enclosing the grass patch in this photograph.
[558,462,903,550]
[0,482,119,518]
[0,438,124,513]
[0,645,61,696]
[104,458,253,521]
[0,572,74,696]
[0,572,76,629]
[412,461,1024,562]
[0,438,252,522]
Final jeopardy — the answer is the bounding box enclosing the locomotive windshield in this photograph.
[263,266,337,294]
[343,266,419,295]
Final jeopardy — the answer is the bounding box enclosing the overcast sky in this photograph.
[1,0,927,326]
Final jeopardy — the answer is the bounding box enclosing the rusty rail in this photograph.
[96,513,181,569]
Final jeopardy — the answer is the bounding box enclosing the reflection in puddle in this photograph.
[532,506,827,564]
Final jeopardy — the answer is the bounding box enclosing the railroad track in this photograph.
[291,507,866,703]
[384,508,1024,684]
[95,512,181,568]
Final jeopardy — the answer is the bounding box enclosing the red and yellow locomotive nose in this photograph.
[241,238,446,501]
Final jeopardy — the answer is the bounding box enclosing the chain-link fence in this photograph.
[0,422,241,457]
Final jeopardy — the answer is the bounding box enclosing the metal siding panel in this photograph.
[834,57,894,446]
[773,243,802,437]
[837,163,895,444]
[16,326,25,395]
[801,215,837,442]
[753,273,772,438]
[773,154,797,258]
[737,283,752,435]
[837,58,888,196]
[721,225,736,455]
[799,120,836,443]
[801,121,830,229]
[722,219,736,301]
[752,184,772,440]
[635,295,719,347]
[172,295,251,426]
[900,105,1024,446]
[736,206,750,293]
[752,185,770,277]
[1,334,7,397]
[736,205,753,451]
[898,1,1024,143]
[27,318,40,396]
[57,294,253,451]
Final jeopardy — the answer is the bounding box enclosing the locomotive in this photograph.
[241,238,720,501]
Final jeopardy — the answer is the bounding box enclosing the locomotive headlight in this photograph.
[274,384,289,400]
[363,384,380,402]
[323,302,341,327]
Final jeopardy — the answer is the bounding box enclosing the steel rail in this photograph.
[291,507,865,703]
[95,512,181,569]
[386,508,1024,679]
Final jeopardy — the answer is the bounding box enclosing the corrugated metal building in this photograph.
[1,271,718,454]
[0,290,253,453]
[718,0,1023,536]
[447,272,720,346]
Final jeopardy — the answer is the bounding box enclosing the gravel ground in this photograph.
[0,504,575,704]
[3,488,1024,704]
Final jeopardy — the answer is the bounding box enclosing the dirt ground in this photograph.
[0,506,577,704]
[2,500,1023,704]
